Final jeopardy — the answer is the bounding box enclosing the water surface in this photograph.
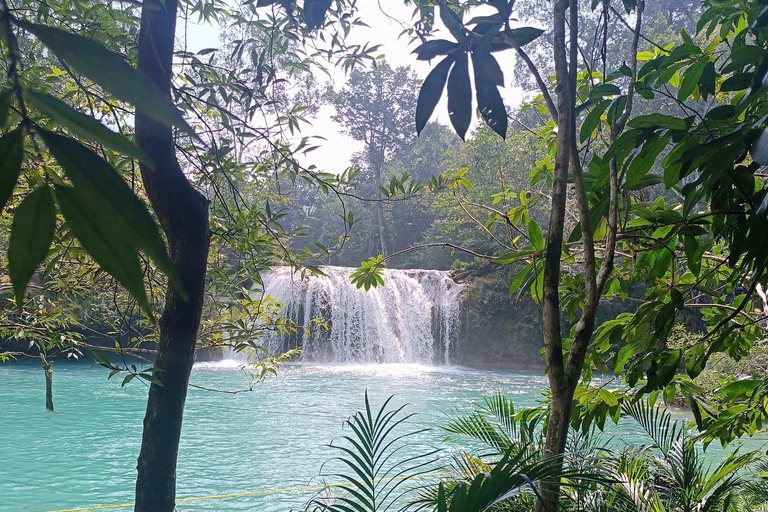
[0,361,549,512]
[3,361,762,512]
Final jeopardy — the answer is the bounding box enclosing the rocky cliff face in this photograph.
[456,274,545,368]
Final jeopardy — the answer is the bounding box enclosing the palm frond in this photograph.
[312,391,439,512]
[622,401,681,455]
[441,393,542,457]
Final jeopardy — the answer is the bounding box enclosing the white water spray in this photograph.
[256,266,465,364]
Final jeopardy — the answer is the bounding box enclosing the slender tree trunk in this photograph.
[372,160,389,258]
[41,355,53,412]
[376,200,388,258]
[535,0,574,509]
[133,1,210,511]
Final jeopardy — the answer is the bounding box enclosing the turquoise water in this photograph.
[0,361,553,512]
[2,361,764,512]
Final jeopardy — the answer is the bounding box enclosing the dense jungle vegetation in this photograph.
[3,0,768,510]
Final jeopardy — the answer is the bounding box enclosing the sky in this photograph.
[183,2,525,175]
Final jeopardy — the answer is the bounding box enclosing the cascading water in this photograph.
[256,266,465,364]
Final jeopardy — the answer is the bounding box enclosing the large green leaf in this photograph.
[507,27,544,47]
[55,184,151,316]
[412,39,460,61]
[8,186,56,309]
[416,55,456,135]
[24,89,151,164]
[580,100,610,143]
[38,129,186,300]
[0,128,24,212]
[677,57,709,101]
[720,379,762,399]
[720,72,753,92]
[16,21,195,137]
[698,61,716,99]
[447,52,472,140]
[625,135,669,188]
[528,219,544,251]
[472,52,507,138]
[628,113,688,131]
[304,0,333,30]
[649,237,676,279]
[0,89,12,127]
[683,235,701,277]
[646,349,682,391]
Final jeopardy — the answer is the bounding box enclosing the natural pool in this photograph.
[0,361,552,512]
[1,361,764,512]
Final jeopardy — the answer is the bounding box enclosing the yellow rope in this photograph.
[38,472,448,512]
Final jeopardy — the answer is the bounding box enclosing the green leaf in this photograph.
[37,129,186,300]
[698,61,716,99]
[493,249,536,264]
[303,0,333,29]
[637,51,656,61]
[705,104,736,120]
[649,237,676,279]
[122,373,135,387]
[0,89,12,127]
[720,379,762,398]
[507,27,544,47]
[677,57,709,101]
[528,219,544,250]
[8,186,56,309]
[16,21,195,137]
[720,73,753,92]
[580,100,610,143]
[588,84,621,99]
[0,128,24,212]
[614,342,638,375]
[416,55,455,135]
[509,263,533,295]
[55,184,152,317]
[412,39,459,61]
[447,52,472,140]
[626,135,669,188]
[24,89,151,164]
[685,343,706,378]
[439,3,464,41]
[599,388,618,407]
[89,348,114,369]
[627,113,688,131]
[437,483,447,512]
[472,52,507,138]
[647,349,682,391]
[683,235,701,277]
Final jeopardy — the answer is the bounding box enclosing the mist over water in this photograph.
[257,266,465,364]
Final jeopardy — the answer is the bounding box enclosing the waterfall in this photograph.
[256,266,465,364]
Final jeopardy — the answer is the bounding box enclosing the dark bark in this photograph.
[535,0,574,509]
[134,1,210,511]
[42,355,53,412]
[534,2,641,510]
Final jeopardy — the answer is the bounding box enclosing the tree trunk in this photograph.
[376,200,389,258]
[535,0,574,509]
[372,160,388,258]
[134,1,210,511]
[41,355,53,412]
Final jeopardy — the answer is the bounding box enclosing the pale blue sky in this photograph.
[182,2,525,174]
